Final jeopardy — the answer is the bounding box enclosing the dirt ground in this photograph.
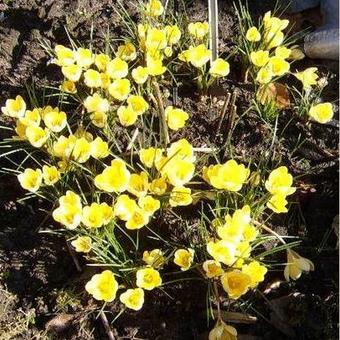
[0,0,338,339]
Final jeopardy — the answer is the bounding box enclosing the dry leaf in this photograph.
[46,314,75,333]
[257,83,290,109]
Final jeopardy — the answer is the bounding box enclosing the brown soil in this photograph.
[0,0,338,339]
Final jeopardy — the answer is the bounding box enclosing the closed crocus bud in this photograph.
[284,249,314,281]
[246,26,261,42]
[209,319,237,340]
[209,58,230,78]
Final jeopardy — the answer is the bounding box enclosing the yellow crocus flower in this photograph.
[43,108,67,133]
[72,137,91,163]
[94,53,110,71]
[149,177,167,196]
[113,194,137,221]
[131,66,149,84]
[294,67,318,89]
[95,159,131,193]
[267,194,288,213]
[145,0,164,17]
[188,21,209,39]
[250,50,269,67]
[17,168,42,192]
[128,172,149,197]
[85,270,118,302]
[42,165,61,185]
[275,46,291,59]
[204,160,250,191]
[117,105,138,126]
[139,147,163,168]
[71,236,92,253]
[164,106,189,131]
[207,240,236,266]
[1,95,26,118]
[165,25,181,45]
[117,42,137,61]
[242,261,267,287]
[19,108,41,127]
[106,57,128,79]
[60,80,77,93]
[109,79,131,101]
[90,137,109,159]
[138,196,160,216]
[143,249,165,268]
[82,203,105,228]
[209,58,230,78]
[187,44,211,68]
[26,126,49,148]
[127,95,149,115]
[136,267,162,290]
[84,93,109,113]
[61,64,82,82]
[268,56,290,76]
[90,111,107,128]
[84,69,102,88]
[169,186,192,207]
[265,166,295,196]
[54,45,74,66]
[308,102,333,124]
[256,67,273,84]
[221,270,251,299]
[125,207,150,230]
[119,288,144,311]
[246,26,261,42]
[202,260,224,278]
[174,248,194,271]
[75,47,93,68]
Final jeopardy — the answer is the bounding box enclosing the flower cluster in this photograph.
[293,67,334,123]
[239,10,334,124]
[0,1,321,338]
[205,206,267,299]
[178,21,230,90]
[245,11,291,84]
[265,166,295,213]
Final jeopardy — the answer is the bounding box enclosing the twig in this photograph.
[213,281,221,321]
[216,92,231,136]
[100,311,115,340]
[193,147,218,153]
[66,241,82,272]
[225,91,238,141]
[152,80,170,146]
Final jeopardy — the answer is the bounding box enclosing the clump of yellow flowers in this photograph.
[243,11,291,85]
[237,7,335,124]
[1,1,320,338]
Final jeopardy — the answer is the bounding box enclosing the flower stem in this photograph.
[152,80,170,147]
[213,281,222,321]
